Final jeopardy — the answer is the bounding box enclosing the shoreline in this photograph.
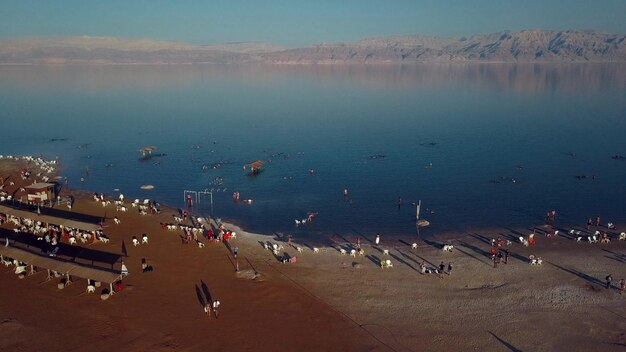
[3,153,624,253]
[1,155,625,351]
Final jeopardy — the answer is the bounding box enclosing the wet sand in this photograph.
[0,157,625,352]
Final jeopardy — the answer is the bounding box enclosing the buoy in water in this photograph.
[140,185,155,190]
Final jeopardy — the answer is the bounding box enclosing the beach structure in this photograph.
[25,182,56,206]
[139,146,157,156]
[0,204,101,232]
[244,160,264,175]
[0,241,124,297]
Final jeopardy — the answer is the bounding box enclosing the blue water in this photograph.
[1,64,625,239]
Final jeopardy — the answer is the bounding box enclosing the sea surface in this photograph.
[1,64,625,240]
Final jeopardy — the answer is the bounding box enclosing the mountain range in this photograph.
[1,30,625,64]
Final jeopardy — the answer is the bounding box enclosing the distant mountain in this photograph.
[0,36,283,64]
[1,30,625,64]
[263,30,626,63]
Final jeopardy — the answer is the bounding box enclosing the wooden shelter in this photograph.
[244,160,265,175]
[0,245,123,297]
[139,146,157,156]
[25,182,56,205]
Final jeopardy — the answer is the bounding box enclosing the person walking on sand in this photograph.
[492,254,498,268]
[212,300,221,318]
[447,262,453,275]
[504,249,509,264]
[439,261,445,278]
[233,246,238,259]
[375,233,380,246]
[204,303,211,318]
[605,274,613,289]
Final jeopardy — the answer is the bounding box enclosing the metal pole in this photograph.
[416,200,421,221]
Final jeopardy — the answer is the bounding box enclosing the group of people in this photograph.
[0,211,107,252]
[490,248,509,268]
[204,300,221,318]
[545,210,557,225]
[418,260,452,277]
[587,215,601,230]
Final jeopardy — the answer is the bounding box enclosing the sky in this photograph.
[1,0,625,47]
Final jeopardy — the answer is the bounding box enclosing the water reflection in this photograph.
[2,63,625,94]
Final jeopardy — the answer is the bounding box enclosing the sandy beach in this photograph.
[1,156,625,352]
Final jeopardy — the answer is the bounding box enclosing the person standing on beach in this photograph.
[204,303,211,318]
[492,254,498,268]
[504,249,509,264]
[447,262,453,275]
[419,261,427,274]
[619,278,625,294]
[439,261,445,278]
[213,300,220,318]
[587,218,592,230]
[375,233,380,246]
[605,274,613,289]
[596,216,601,227]
[356,237,361,250]
[233,246,238,259]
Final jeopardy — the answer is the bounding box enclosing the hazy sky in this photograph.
[1,0,625,47]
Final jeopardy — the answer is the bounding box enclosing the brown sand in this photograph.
[1,158,625,352]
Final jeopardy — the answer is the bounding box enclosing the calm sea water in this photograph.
[1,64,625,240]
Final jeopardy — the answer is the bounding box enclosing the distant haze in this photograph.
[1,1,626,47]
[1,30,625,64]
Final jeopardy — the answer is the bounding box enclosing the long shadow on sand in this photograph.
[488,331,523,352]
[505,250,530,264]
[398,239,414,248]
[421,238,441,250]
[195,285,206,307]
[470,233,492,245]
[411,253,437,269]
[201,280,213,303]
[366,255,380,266]
[388,252,419,273]
[331,232,353,246]
[456,241,491,267]
[398,250,422,267]
[546,261,604,286]
[350,228,372,244]
[601,249,625,264]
